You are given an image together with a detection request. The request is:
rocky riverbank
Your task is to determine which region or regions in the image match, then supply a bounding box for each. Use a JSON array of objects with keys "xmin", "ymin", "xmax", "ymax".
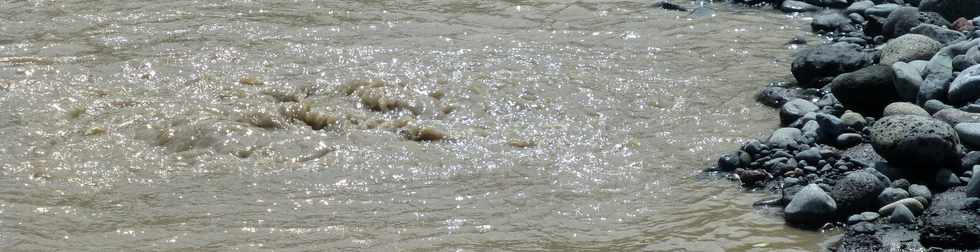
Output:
[{"xmin": 701, "ymin": 0, "xmax": 980, "ymax": 250}]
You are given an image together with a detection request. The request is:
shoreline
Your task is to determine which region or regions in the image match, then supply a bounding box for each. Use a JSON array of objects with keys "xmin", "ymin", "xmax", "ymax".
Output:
[{"xmin": 698, "ymin": 0, "xmax": 980, "ymax": 250}]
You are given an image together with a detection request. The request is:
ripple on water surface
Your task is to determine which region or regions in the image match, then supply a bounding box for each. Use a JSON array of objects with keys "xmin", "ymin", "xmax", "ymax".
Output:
[{"xmin": 0, "ymin": 1, "xmax": 832, "ymax": 251}]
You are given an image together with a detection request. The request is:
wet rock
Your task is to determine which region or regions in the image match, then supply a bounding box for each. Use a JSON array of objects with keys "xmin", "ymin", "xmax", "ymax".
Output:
[
  {"xmin": 865, "ymin": 4, "xmax": 900, "ymax": 18},
  {"xmin": 919, "ymin": 0, "xmax": 980, "ymax": 22},
  {"xmin": 892, "ymin": 62, "xmax": 924, "ymax": 101},
  {"xmin": 830, "ymin": 65, "xmax": 900, "ymax": 116},
  {"xmin": 832, "ymin": 171, "xmax": 890, "ymax": 215},
  {"xmin": 869, "ymin": 115, "xmax": 961, "ymax": 171},
  {"xmin": 884, "ymin": 7, "xmax": 921, "ymax": 38},
  {"xmin": 402, "ymin": 126, "xmax": 449, "ymax": 142},
  {"xmin": 907, "ymin": 185, "xmax": 931, "ymax": 203},
  {"xmin": 882, "ymin": 102, "xmax": 930, "ymax": 117},
  {"xmin": 791, "ymin": 43, "xmax": 873, "ymax": 88},
  {"xmin": 889, "ymin": 204, "xmax": 916, "ymax": 224},
  {"xmin": 880, "ymin": 34, "xmax": 943, "ymax": 65},
  {"xmin": 848, "ymin": 13, "xmax": 865, "ymax": 24},
  {"xmin": 934, "ymin": 108, "xmax": 980, "ymax": 124},
  {"xmin": 846, "ymin": 211, "xmax": 881, "ymax": 224},
  {"xmin": 780, "ymin": 99, "xmax": 820, "ymax": 126},
  {"xmin": 845, "ymin": 0, "xmax": 874, "ymax": 14},
  {"xmin": 812, "ymin": 11, "xmax": 855, "ymax": 33},
  {"xmin": 795, "ymin": 147, "xmax": 823, "ymax": 164},
  {"xmin": 837, "ymin": 133, "xmax": 864, "ymax": 147},
  {"xmin": 781, "ymin": 0, "xmax": 821, "ymax": 12},
  {"xmin": 653, "ymin": 0, "xmax": 688, "ymax": 11},
  {"xmin": 784, "ymin": 184, "xmax": 838, "ymax": 225},
  {"xmin": 967, "ymin": 166, "xmax": 980, "ymax": 197},
  {"xmin": 802, "ymin": 120, "xmax": 820, "ymax": 142},
  {"xmin": 920, "ymin": 209, "xmax": 980, "ymax": 249},
  {"xmin": 878, "ymin": 187, "xmax": 911, "ymax": 206},
  {"xmin": 768, "ymin": 127, "xmax": 803, "ymax": 148},
  {"xmin": 918, "ymin": 69, "xmax": 954, "ymax": 104},
  {"xmin": 816, "ymin": 113, "xmax": 847, "ymax": 144},
  {"xmin": 879, "ymin": 198, "xmax": 926, "ymax": 216},
  {"xmin": 736, "ymin": 168, "xmax": 770, "ymax": 186},
  {"xmin": 953, "ymin": 55, "xmax": 976, "ymax": 71},
  {"xmin": 840, "ymin": 111, "xmax": 867, "ymax": 129},
  {"xmin": 934, "ymin": 168, "xmax": 962, "ymax": 188},
  {"xmin": 955, "ymin": 123, "xmax": 980, "ymax": 147},
  {"xmin": 756, "ymin": 86, "xmax": 821, "ymax": 108},
  {"xmin": 948, "ymin": 64, "xmax": 980, "ymax": 104},
  {"xmin": 910, "ymin": 24, "xmax": 965, "ymax": 45},
  {"xmin": 892, "ymin": 179, "xmax": 911, "ymax": 189},
  {"xmin": 717, "ymin": 150, "xmax": 752, "ymax": 172}
]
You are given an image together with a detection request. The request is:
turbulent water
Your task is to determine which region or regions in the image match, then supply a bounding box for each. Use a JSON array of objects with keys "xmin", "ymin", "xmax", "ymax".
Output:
[{"xmin": 0, "ymin": 1, "xmax": 837, "ymax": 251}]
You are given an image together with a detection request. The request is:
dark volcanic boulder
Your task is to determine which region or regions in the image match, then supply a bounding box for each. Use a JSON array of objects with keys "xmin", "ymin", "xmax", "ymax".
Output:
[
  {"xmin": 919, "ymin": 0, "xmax": 980, "ymax": 21},
  {"xmin": 792, "ymin": 43, "xmax": 872, "ymax": 88},
  {"xmin": 869, "ymin": 115, "xmax": 961, "ymax": 172},
  {"xmin": 831, "ymin": 171, "xmax": 890, "ymax": 216},
  {"xmin": 830, "ymin": 65, "xmax": 900, "ymax": 116},
  {"xmin": 884, "ymin": 7, "xmax": 921, "ymax": 38}
]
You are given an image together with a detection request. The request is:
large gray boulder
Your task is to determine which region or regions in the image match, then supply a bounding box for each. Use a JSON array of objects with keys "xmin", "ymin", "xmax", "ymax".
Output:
[
  {"xmin": 869, "ymin": 115, "xmax": 961, "ymax": 171},
  {"xmin": 785, "ymin": 184, "xmax": 839, "ymax": 225},
  {"xmin": 831, "ymin": 171, "xmax": 890, "ymax": 216},
  {"xmin": 947, "ymin": 64, "xmax": 980, "ymax": 104},
  {"xmin": 880, "ymin": 34, "xmax": 943, "ymax": 65},
  {"xmin": 830, "ymin": 65, "xmax": 900, "ymax": 116},
  {"xmin": 792, "ymin": 43, "xmax": 873, "ymax": 88}
]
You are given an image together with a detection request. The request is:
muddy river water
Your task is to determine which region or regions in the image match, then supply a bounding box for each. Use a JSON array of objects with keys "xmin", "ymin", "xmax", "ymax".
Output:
[{"xmin": 0, "ymin": 0, "xmax": 838, "ymax": 251}]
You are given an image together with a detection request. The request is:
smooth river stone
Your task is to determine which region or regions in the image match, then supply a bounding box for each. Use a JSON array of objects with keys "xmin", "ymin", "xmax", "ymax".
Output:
[{"xmin": 956, "ymin": 123, "xmax": 980, "ymax": 147}]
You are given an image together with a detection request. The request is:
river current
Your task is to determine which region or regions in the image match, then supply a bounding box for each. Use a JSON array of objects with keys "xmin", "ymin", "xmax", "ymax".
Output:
[{"xmin": 0, "ymin": 1, "xmax": 834, "ymax": 251}]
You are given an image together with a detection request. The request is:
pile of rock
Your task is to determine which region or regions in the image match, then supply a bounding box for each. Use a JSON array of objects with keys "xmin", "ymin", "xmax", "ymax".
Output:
[{"xmin": 704, "ymin": 0, "xmax": 980, "ymax": 249}]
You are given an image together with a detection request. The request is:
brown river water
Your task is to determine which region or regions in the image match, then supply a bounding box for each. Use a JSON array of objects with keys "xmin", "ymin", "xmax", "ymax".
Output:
[{"xmin": 0, "ymin": 0, "xmax": 837, "ymax": 251}]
